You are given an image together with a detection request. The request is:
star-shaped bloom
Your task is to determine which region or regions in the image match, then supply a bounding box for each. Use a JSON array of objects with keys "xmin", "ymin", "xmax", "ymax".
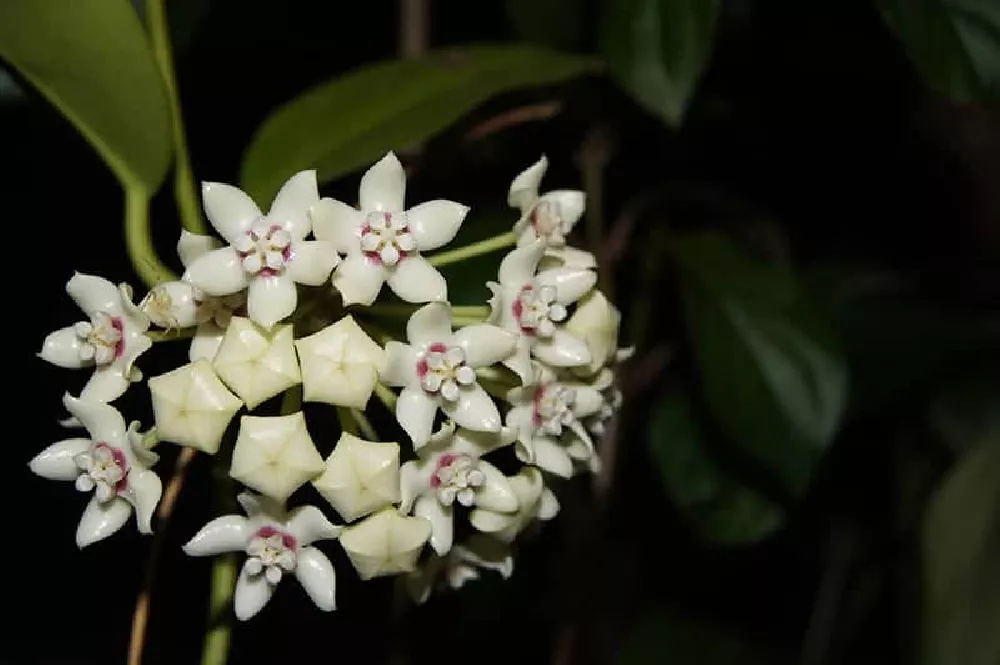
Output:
[
  {"xmin": 183, "ymin": 171, "xmax": 338, "ymax": 329},
  {"xmin": 338, "ymin": 507, "xmax": 431, "ymax": 580},
  {"xmin": 311, "ymin": 151, "xmax": 469, "ymax": 306},
  {"xmin": 405, "ymin": 534, "xmax": 514, "ymax": 604},
  {"xmin": 488, "ymin": 239, "xmax": 596, "ymax": 383},
  {"xmin": 380, "ymin": 302, "xmax": 517, "ymax": 447},
  {"xmin": 212, "ymin": 317, "xmax": 301, "ymax": 410},
  {"xmin": 30, "ymin": 395, "xmax": 162, "ymax": 548},
  {"xmin": 295, "ymin": 316, "xmax": 385, "ymax": 409},
  {"xmin": 469, "ymin": 466, "xmax": 559, "ymax": 543},
  {"xmin": 400, "ymin": 422, "xmax": 518, "ymax": 555},
  {"xmin": 564, "ymin": 289, "xmax": 632, "ymax": 375},
  {"xmin": 183, "ymin": 492, "xmax": 341, "ymax": 620},
  {"xmin": 148, "ymin": 359, "xmax": 244, "ymax": 454},
  {"xmin": 508, "ymin": 156, "xmax": 596, "ymax": 269},
  {"xmin": 504, "ymin": 364, "xmax": 604, "ymax": 478},
  {"xmin": 312, "ymin": 433, "xmax": 400, "ymax": 522},
  {"xmin": 229, "ymin": 412, "xmax": 326, "ymax": 502},
  {"xmin": 40, "ymin": 273, "xmax": 151, "ymax": 403}
]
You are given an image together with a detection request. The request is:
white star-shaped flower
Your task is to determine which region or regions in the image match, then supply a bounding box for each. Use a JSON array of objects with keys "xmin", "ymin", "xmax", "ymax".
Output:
[
  {"xmin": 312, "ymin": 433, "xmax": 401, "ymax": 522},
  {"xmin": 564, "ymin": 289, "xmax": 631, "ymax": 375},
  {"xmin": 469, "ymin": 466, "xmax": 559, "ymax": 543},
  {"xmin": 294, "ymin": 316, "xmax": 385, "ymax": 409},
  {"xmin": 338, "ymin": 507, "xmax": 431, "ymax": 580},
  {"xmin": 183, "ymin": 492, "xmax": 341, "ymax": 620},
  {"xmin": 212, "ymin": 317, "xmax": 301, "ymax": 410},
  {"xmin": 379, "ymin": 302, "xmax": 516, "ymax": 447},
  {"xmin": 229, "ymin": 412, "xmax": 325, "ymax": 502},
  {"xmin": 29, "ymin": 395, "xmax": 162, "ymax": 548},
  {"xmin": 148, "ymin": 359, "xmax": 244, "ymax": 454},
  {"xmin": 310, "ymin": 151, "xmax": 469, "ymax": 305},
  {"xmin": 405, "ymin": 534, "xmax": 514, "ymax": 604}
]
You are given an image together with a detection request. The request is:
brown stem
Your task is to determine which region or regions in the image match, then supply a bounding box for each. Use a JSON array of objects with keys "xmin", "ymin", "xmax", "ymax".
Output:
[{"xmin": 399, "ymin": 0, "xmax": 429, "ymax": 59}]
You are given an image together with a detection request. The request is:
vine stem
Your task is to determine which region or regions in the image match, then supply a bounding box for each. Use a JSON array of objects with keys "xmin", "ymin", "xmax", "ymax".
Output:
[
  {"xmin": 426, "ymin": 231, "xmax": 518, "ymax": 267},
  {"xmin": 201, "ymin": 554, "xmax": 238, "ymax": 665},
  {"xmin": 365, "ymin": 304, "xmax": 490, "ymax": 319},
  {"xmin": 147, "ymin": 0, "xmax": 206, "ymax": 236},
  {"xmin": 125, "ymin": 183, "xmax": 177, "ymax": 288}
]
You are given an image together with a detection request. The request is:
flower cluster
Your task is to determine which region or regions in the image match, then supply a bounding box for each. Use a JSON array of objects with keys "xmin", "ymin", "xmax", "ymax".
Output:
[{"xmin": 30, "ymin": 152, "xmax": 629, "ymax": 619}]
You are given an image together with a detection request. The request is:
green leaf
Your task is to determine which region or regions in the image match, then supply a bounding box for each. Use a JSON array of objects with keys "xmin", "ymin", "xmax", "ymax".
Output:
[
  {"xmin": 618, "ymin": 610, "xmax": 772, "ymax": 664},
  {"xmin": 928, "ymin": 369, "xmax": 1000, "ymax": 454},
  {"xmin": 878, "ymin": 0, "xmax": 1000, "ymax": 101},
  {"xmin": 0, "ymin": 0, "xmax": 172, "ymax": 191},
  {"xmin": 507, "ymin": 0, "xmax": 584, "ymax": 51},
  {"xmin": 240, "ymin": 45, "xmax": 596, "ymax": 202},
  {"xmin": 647, "ymin": 391, "xmax": 784, "ymax": 545},
  {"xmin": 670, "ymin": 232, "xmax": 848, "ymax": 497},
  {"xmin": 921, "ymin": 439, "xmax": 1000, "ymax": 665},
  {"xmin": 600, "ymin": 0, "xmax": 719, "ymax": 127}
]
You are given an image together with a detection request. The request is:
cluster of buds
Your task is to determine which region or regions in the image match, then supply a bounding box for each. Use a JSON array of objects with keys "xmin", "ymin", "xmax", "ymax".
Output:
[{"xmin": 30, "ymin": 152, "xmax": 630, "ymax": 620}]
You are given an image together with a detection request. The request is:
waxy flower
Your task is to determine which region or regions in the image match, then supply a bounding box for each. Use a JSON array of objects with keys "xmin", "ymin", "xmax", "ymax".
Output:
[
  {"xmin": 405, "ymin": 534, "xmax": 515, "ymax": 604},
  {"xmin": 380, "ymin": 302, "xmax": 517, "ymax": 447},
  {"xmin": 338, "ymin": 507, "xmax": 432, "ymax": 580},
  {"xmin": 311, "ymin": 152, "xmax": 469, "ymax": 306},
  {"xmin": 148, "ymin": 359, "xmax": 244, "ymax": 454},
  {"xmin": 183, "ymin": 492, "xmax": 341, "ymax": 620},
  {"xmin": 469, "ymin": 466, "xmax": 559, "ymax": 543},
  {"xmin": 30, "ymin": 395, "xmax": 162, "ymax": 548},
  {"xmin": 505, "ymin": 365, "xmax": 604, "ymax": 478},
  {"xmin": 400, "ymin": 422, "xmax": 518, "ymax": 555},
  {"xmin": 229, "ymin": 412, "xmax": 325, "ymax": 502},
  {"xmin": 508, "ymin": 156, "xmax": 595, "ymax": 269},
  {"xmin": 295, "ymin": 316, "xmax": 385, "ymax": 409},
  {"xmin": 212, "ymin": 317, "xmax": 301, "ymax": 409},
  {"xmin": 313, "ymin": 433, "xmax": 400, "ymax": 522},
  {"xmin": 40, "ymin": 273, "xmax": 151, "ymax": 403},
  {"xmin": 183, "ymin": 171, "xmax": 338, "ymax": 329},
  {"xmin": 583, "ymin": 367, "xmax": 622, "ymax": 437},
  {"xmin": 488, "ymin": 240, "xmax": 596, "ymax": 383},
  {"xmin": 564, "ymin": 289, "xmax": 631, "ymax": 375}
]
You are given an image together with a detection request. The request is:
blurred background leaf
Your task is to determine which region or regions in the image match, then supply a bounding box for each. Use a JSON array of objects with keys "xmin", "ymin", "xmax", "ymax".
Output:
[
  {"xmin": 506, "ymin": 0, "xmax": 584, "ymax": 51},
  {"xmin": 618, "ymin": 609, "xmax": 777, "ymax": 664}
]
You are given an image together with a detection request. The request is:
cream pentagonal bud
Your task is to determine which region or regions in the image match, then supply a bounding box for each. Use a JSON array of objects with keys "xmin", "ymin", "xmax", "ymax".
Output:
[
  {"xmin": 229, "ymin": 412, "xmax": 325, "ymax": 502},
  {"xmin": 148, "ymin": 359, "xmax": 244, "ymax": 453},
  {"xmin": 312, "ymin": 433, "xmax": 400, "ymax": 522},
  {"xmin": 564, "ymin": 290, "xmax": 623, "ymax": 375},
  {"xmin": 140, "ymin": 281, "xmax": 200, "ymax": 329},
  {"xmin": 212, "ymin": 317, "xmax": 301, "ymax": 410},
  {"xmin": 338, "ymin": 507, "xmax": 431, "ymax": 580},
  {"xmin": 294, "ymin": 316, "xmax": 384, "ymax": 409}
]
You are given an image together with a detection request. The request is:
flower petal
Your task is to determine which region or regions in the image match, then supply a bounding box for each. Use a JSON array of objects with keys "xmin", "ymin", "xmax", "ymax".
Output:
[
  {"xmin": 332, "ymin": 255, "xmax": 386, "ymax": 306},
  {"xmin": 79, "ymin": 364, "xmax": 130, "ymax": 404},
  {"xmin": 572, "ymin": 385, "xmax": 605, "ymax": 418},
  {"xmin": 360, "ymin": 152, "xmax": 406, "ymax": 212},
  {"xmin": 183, "ymin": 515, "xmax": 252, "ymax": 555},
  {"xmin": 39, "ymin": 326, "xmax": 88, "ymax": 368},
  {"xmin": 178, "ymin": 231, "xmax": 221, "ymax": 268},
  {"xmin": 311, "ymin": 198, "xmax": 364, "ymax": 254},
  {"xmin": 126, "ymin": 468, "xmax": 162, "ymax": 534},
  {"xmin": 405, "ymin": 301, "xmax": 453, "ymax": 347},
  {"xmin": 67, "ymin": 273, "xmax": 122, "ymax": 318},
  {"xmin": 508, "ymin": 155, "xmax": 547, "ymax": 211},
  {"xmin": 63, "ymin": 394, "xmax": 126, "ymax": 445},
  {"xmin": 287, "ymin": 240, "xmax": 338, "ymax": 286},
  {"xmin": 468, "ymin": 507, "xmax": 516, "ymax": 534},
  {"xmin": 453, "ymin": 324, "xmax": 516, "ymax": 368},
  {"xmin": 202, "ymin": 181, "xmax": 262, "ymax": 243},
  {"xmin": 189, "ymin": 323, "xmax": 226, "ymax": 362},
  {"xmin": 184, "ymin": 247, "xmax": 249, "ymax": 297},
  {"xmin": 413, "ymin": 494, "xmax": 453, "ymax": 555},
  {"xmin": 536, "ymin": 266, "xmax": 597, "ymax": 304},
  {"xmin": 396, "ymin": 386, "xmax": 438, "ymax": 447},
  {"xmin": 386, "ymin": 256, "xmax": 447, "ymax": 303},
  {"xmin": 76, "ymin": 496, "xmax": 132, "ymax": 548},
  {"xmin": 406, "ymin": 200, "xmax": 469, "ymax": 251},
  {"xmin": 531, "ymin": 438, "xmax": 573, "ymax": 478},
  {"xmin": 498, "ymin": 240, "xmax": 545, "ymax": 287},
  {"xmin": 234, "ymin": 561, "xmax": 275, "ymax": 621},
  {"xmin": 539, "ymin": 190, "xmax": 585, "ymax": 229},
  {"xmin": 399, "ymin": 459, "xmax": 434, "ymax": 511},
  {"xmin": 442, "ymin": 384, "xmax": 501, "ymax": 433},
  {"xmin": 552, "ymin": 245, "xmax": 597, "ymax": 269},
  {"xmin": 531, "ymin": 330, "xmax": 591, "ymax": 368},
  {"xmin": 379, "ymin": 341, "xmax": 418, "ymax": 387},
  {"xmin": 29, "ymin": 438, "xmax": 91, "ymax": 480},
  {"xmin": 286, "ymin": 505, "xmax": 341, "ymax": 546},
  {"xmin": 295, "ymin": 546, "xmax": 337, "ymax": 611},
  {"xmin": 247, "ymin": 273, "xmax": 296, "ymax": 329},
  {"xmin": 475, "ymin": 461, "xmax": 518, "ymax": 513},
  {"xmin": 267, "ymin": 170, "xmax": 318, "ymax": 239},
  {"xmin": 503, "ymin": 339, "xmax": 534, "ymax": 385}
]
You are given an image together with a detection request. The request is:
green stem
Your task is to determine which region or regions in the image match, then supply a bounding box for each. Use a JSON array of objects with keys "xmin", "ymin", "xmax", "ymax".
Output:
[
  {"xmin": 337, "ymin": 407, "xmax": 359, "ymax": 436},
  {"xmin": 147, "ymin": 0, "xmax": 206, "ymax": 236},
  {"xmin": 374, "ymin": 383, "xmax": 398, "ymax": 412},
  {"xmin": 350, "ymin": 408, "xmax": 379, "ymax": 441},
  {"xmin": 201, "ymin": 553, "xmax": 237, "ymax": 665},
  {"xmin": 426, "ymin": 231, "xmax": 518, "ymax": 267},
  {"xmin": 125, "ymin": 183, "xmax": 178, "ymax": 288},
  {"xmin": 365, "ymin": 304, "xmax": 490, "ymax": 320}
]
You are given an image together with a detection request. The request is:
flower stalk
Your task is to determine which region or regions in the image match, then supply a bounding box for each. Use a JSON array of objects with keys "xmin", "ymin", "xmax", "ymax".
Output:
[
  {"xmin": 125, "ymin": 184, "xmax": 177, "ymax": 288},
  {"xmin": 426, "ymin": 231, "xmax": 518, "ymax": 267}
]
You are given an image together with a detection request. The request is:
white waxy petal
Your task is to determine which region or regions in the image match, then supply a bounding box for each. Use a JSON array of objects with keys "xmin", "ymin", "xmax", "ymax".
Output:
[
  {"xmin": 552, "ymin": 245, "xmax": 598, "ymax": 269},
  {"xmin": 63, "ymin": 394, "xmax": 126, "ymax": 445},
  {"xmin": 79, "ymin": 364, "xmax": 133, "ymax": 405},
  {"xmin": 406, "ymin": 301, "xmax": 453, "ymax": 347},
  {"xmin": 265, "ymin": 566, "xmax": 283, "ymax": 585},
  {"xmin": 531, "ymin": 438, "xmax": 574, "ymax": 478},
  {"xmin": 406, "ymin": 200, "xmax": 469, "ymax": 251},
  {"xmin": 39, "ymin": 326, "xmax": 88, "ymax": 368},
  {"xmin": 564, "ymin": 290, "xmax": 622, "ymax": 374},
  {"xmin": 184, "ymin": 246, "xmax": 250, "ymax": 297},
  {"xmin": 571, "ymin": 384, "xmax": 606, "ymax": 418},
  {"xmin": 385, "ymin": 256, "xmax": 447, "ymax": 303},
  {"xmin": 474, "ymin": 461, "xmax": 518, "ymax": 513},
  {"xmin": 413, "ymin": 495, "xmax": 453, "ymax": 556},
  {"xmin": 532, "ymin": 330, "xmax": 592, "ymax": 368},
  {"xmin": 66, "ymin": 273, "xmax": 124, "ymax": 318},
  {"xmin": 247, "ymin": 273, "xmax": 297, "ymax": 330},
  {"xmin": 359, "ymin": 152, "xmax": 406, "ymax": 213},
  {"xmin": 189, "ymin": 323, "xmax": 226, "ymax": 362},
  {"xmin": 212, "ymin": 317, "xmax": 301, "ymax": 410},
  {"xmin": 234, "ymin": 561, "xmax": 276, "ymax": 621},
  {"xmin": 178, "ymin": 231, "xmax": 221, "ymax": 268},
  {"xmin": 287, "ymin": 240, "xmax": 338, "ymax": 286},
  {"xmin": 536, "ymin": 266, "xmax": 598, "ymax": 305},
  {"xmin": 502, "ymin": 341, "xmax": 534, "ymax": 385},
  {"xmin": 310, "ymin": 198, "xmax": 364, "ymax": 254},
  {"xmin": 338, "ymin": 507, "xmax": 431, "ymax": 580},
  {"xmin": 295, "ymin": 547, "xmax": 337, "ymax": 611},
  {"xmin": 285, "ymin": 505, "xmax": 341, "ymax": 546},
  {"xmin": 379, "ymin": 341, "xmax": 418, "ymax": 387},
  {"xmin": 468, "ymin": 507, "xmax": 516, "ymax": 535},
  {"xmin": 497, "ymin": 240, "xmax": 545, "ymax": 288},
  {"xmin": 141, "ymin": 281, "xmax": 200, "ymax": 329},
  {"xmin": 332, "ymin": 255, "xmax": 387, "ymax": 306},
  {"xmin": 148, "ymin": 359, "xmax": 244, "ymax": 454},
  {"xmin": 267, "ymin": 170, "xmax": 318, "ymax": 240},
  {"xmin": 183, "ymin": 515, "xmax": 252, "ymax": 556},
  {"xmin": 30, "ymin": 438, "xmax": 91, "ymax": 481},
  {"xmin": 508, "ymin": 155, "xmax": 547, "ymax": 212},
  {"xmin": 453, "ymin": 324, "xmax": 517, "ymax": 368},
  {"xmin": 396, "ymin": 387, "xmax": 439, "ymax": 447},
  {"xmin": 295, "ymin": 316, "xmax": 384, "ymax": 409},
  {"xmin": 126, "ymin": 468, "xmax": 163, "ymax": 534},
  {"xmin": 229, "ymin": 412, "xmax": 325, "ymax": 502},
  {"xmin": 538, "ymin": 190, "xmax": 585, "ymax": 230},
  {"xmin": 442, "ymin": 384, "xmax": 501, "ymax": 433},
  {"xmin": 312, "ymin": 434, "xmax": 400, "ymax": 522},
  {"xmin": 76, "ymin": 496, "xmax": 133, "ymax": 548},
  {"xmin": 202, "ymin": 181, "xmax": 262, "ymax": 244}
]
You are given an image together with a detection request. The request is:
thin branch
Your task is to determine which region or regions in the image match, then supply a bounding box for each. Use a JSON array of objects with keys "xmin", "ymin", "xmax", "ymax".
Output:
[
  {"xmin": 399, "ymin": 0, "xmax": 429, "ymax": 59},
  {"xmin": 464, "ymin": 102, "xmax": 563, "ymax": 141}
]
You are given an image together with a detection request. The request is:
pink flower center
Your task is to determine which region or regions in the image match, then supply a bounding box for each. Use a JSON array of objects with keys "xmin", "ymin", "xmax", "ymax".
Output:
[
  {"xmin": 94, "ymin": 442, "xmax": 130, "ymax": 494},
  {"xmin": 111, "ymin": 317, "xmax": 125, "ymax": 358},
  {"xmin": 416, "ymin": 342, "xmax": 449, "ymax": 379},
  {"xmin": 430, "ymin": 453, "xmax": 460, "ymax": 488},
  {"xmin": 531, "ymin": 384, "xmax": 548, "ymax": 427},
  {"xmin": 254, "ymin": 525, "xmax": 297, "ymax": 551},
  {"xmin": 360, "ymin": 211, "xmax": 415, "ymax": 267}
]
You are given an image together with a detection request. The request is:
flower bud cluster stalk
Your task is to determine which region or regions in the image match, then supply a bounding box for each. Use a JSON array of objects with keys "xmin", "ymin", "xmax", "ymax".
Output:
[{"xmin": 30, "ymin": 152, "xmax": 630, "ymax": 625}]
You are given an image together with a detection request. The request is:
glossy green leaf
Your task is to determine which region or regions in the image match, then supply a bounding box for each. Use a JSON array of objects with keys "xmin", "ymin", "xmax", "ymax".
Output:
[
  {"xmin": 240, "ymin": 45, "xmax": 596, "ymax": 202},
  {"xmin": 0, "ymin": 0, "xmax": 172, "ymax": 190},
  {"xmin": 921, "ymin": 439, "xmax": 1000, "ymax": 665},
  {"xmin": 878, "ymin": 0, "xmax": 1000, "ymax": 101},
  {"xmin": 670, "ymin": 232, "xmax": 847, "ymax": 497},
  {"xmin": 648, "ymin": 391, "xmax": 784, "ymax": 544},
  {"xmin": 600, "ymin": 0, "xmax": 719, "ymax": 127},
  {"xmin": 618, "ymin": 610, "xmax": 771, "ymax": 664}
]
